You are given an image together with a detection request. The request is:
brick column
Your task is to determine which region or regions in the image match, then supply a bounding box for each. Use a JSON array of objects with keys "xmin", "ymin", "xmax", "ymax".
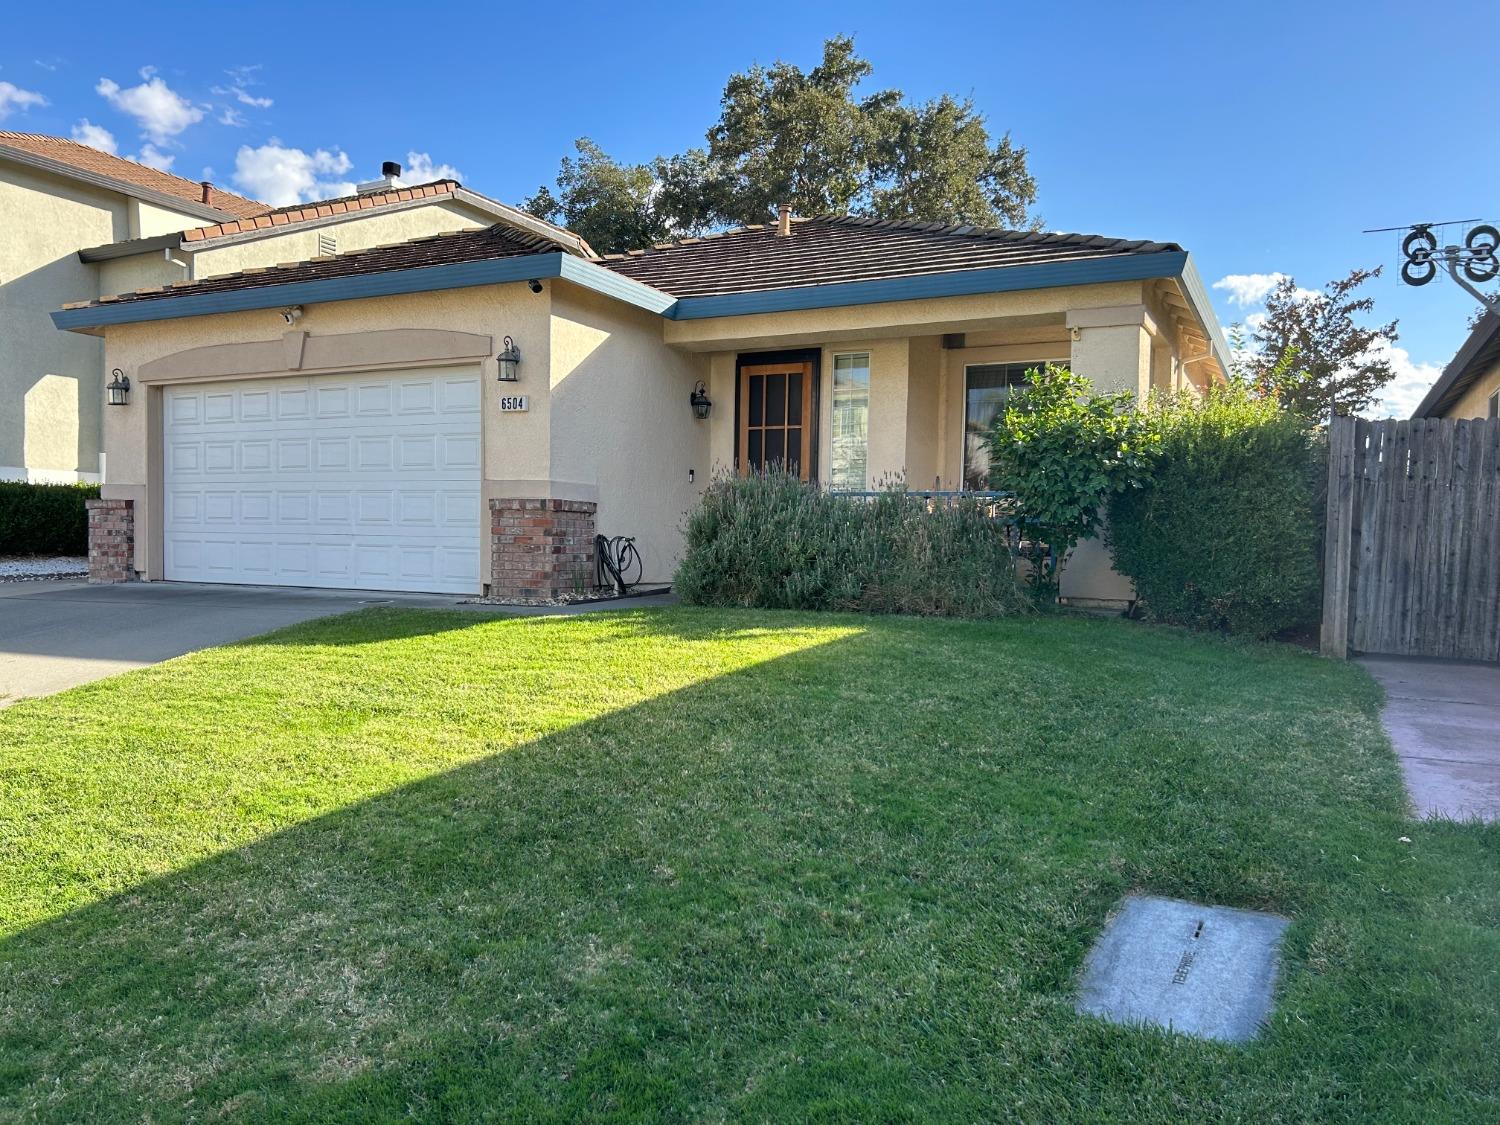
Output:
[
  {"xmin": 489, "ymin": 498, "xmax": 597, "ymax": 601},
  {"xmin": 86, "ymin": 498, "xmax": 135, "ymax": 584}
]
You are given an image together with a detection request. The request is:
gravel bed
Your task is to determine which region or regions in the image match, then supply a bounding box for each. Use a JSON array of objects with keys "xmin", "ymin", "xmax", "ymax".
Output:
[{"xmin": 0, "ymin": 556, "xmax": 88, "ymax": 582}]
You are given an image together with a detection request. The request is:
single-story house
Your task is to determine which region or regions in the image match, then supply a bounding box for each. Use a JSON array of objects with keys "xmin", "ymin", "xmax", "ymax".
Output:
[
  {"xmin": 1, "ymin": 133, "xmax": 576, "ymax": 482},
  {"xmin": 1411, "ymin": 311, "xmax": 1500, "ymax": 419},
  {"xmin": 53, "ymin": 205, "xmax": 1231, "ymax": 605}
]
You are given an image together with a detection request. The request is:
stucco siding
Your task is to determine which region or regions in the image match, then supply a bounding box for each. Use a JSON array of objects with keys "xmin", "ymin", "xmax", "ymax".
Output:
[
  {"xmin": 0, "ymin": 161, "xmax": 124, "ymax": 477},
  {"xmin": 549, "ymin": 281, "xmax": 708, "ymax": 582},
  {"xmin": 98, "ymin": 283, "xmax": 548, "ymax": 580},
  {"xmin": 1445, "ymin": 359, "xmax": 1500, "ymax": 418}
]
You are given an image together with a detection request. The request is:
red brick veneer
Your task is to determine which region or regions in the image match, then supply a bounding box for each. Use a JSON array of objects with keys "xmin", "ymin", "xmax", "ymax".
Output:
[
  {"xmin": 85, "ymin": 498, "xmax": 135, "ymax": 583},
  {"xmin": 489, "ymin": 498, "xmax": 597, "ymax": 600}
]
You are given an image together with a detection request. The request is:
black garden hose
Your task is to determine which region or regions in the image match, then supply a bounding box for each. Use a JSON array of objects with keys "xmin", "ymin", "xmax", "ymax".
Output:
[{"xmin": 595, "ymin": 534, "xmax": 643, "ymax": 597}]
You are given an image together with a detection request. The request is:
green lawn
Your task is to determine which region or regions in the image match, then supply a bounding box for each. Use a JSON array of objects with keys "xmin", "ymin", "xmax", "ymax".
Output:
[{"xmin": 0, "ymin": 607, "xmax": 1494, "ymax": 1122}]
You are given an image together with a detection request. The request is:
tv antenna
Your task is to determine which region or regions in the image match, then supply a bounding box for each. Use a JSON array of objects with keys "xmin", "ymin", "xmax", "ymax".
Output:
[{"xmin": 1365, "ymin": 219, "xmax": 1500, "ymax": 314}]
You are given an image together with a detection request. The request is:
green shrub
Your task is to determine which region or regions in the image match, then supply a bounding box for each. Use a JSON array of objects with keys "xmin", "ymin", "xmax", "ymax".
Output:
[
  {"xmin": 1107, "ymin": 389, "xmax": 1322, "ymax": 638},
  {"xmin": 675, "ymin": 472, "xmax": 1029, "ymax": 618},
  {"xmin": 0, "ymin": 481, "xmax": 100, "ymax": 556},
  {"xmin": 988, "ymin": 365, "xmax": 1157, "ymax": 598}
]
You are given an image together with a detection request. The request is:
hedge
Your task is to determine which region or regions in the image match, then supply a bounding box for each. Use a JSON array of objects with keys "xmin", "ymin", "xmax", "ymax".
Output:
[
  {"xmin": 675, "ymin": 472, "xmax": 1029, "ymax": 618},
  {"xmin": 1106, "ymin": 391, "xmax": 1323, "ymax": 638},
  {"xmin": 0, "ymin": 481, "xmax": 100, "ymax": 556}
]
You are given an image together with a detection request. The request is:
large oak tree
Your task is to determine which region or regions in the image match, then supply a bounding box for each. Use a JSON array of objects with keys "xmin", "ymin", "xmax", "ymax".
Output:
[{"xmin": 523, "ymin": 36, "xmax": 1038, "ymax": 255}]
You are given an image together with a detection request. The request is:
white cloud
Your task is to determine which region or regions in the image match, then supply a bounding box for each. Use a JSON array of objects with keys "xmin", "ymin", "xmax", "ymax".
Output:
[
  {"xmin": 70, "ymin": 118, "xmax": 117, "ymax": 154},
  {"xmin": 212, "ymin": 65, "xmax": 273, "ymax": 109},
  {"xmin": 96, "ymin": 68, "xmax": 204, "ymax": 144},
  {"xmin": 232, "ymin": 141, "xmax": 354, "ymax": 206},
  {"xmin": 217, "ymin": 106, "xmax": 247, "ymax": 127},
  {"xmin": 402, "ymin": 151, "xmax": 463, "ymax": 184},
  {"xmin": 0, "ymin": 80, "xmax": 47, "ymax": 120},
  {"xmin": 1365, "ymin": 339, "xmax": 1442, "ymax": 419},
  {"xmin": 130, "ymin": 142, "xmax": 174, "ymax": 171},
  {"xmin": 1213, "ymin": 272, "xmax": 1323, "ymax": 308}
]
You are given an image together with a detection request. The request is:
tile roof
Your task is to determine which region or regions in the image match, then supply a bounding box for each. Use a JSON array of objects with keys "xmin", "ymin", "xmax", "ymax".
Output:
[
  {"xmin": 181, "ymin": 180, "xmax": 460, "ymax": 241},
  {"xmin": 0, "ymin": 131, "xmax": 267, "ymax": 218},
  {"xmin": 597, "ymin": 215, "xmax": 1181, "ymax": 298},
  {"xmin": 74, "ymin": 224, "xmax": 558, "ymax": 308}
]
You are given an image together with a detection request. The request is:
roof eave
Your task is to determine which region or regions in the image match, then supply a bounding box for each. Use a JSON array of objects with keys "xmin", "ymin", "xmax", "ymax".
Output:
[
  {"xmin": 51, "ymin": 253, "xmax": 676, "ymax": 331},
  {"xmin": 1411, "ymin": 311, "xmax": 1500, "ymax": 418}
]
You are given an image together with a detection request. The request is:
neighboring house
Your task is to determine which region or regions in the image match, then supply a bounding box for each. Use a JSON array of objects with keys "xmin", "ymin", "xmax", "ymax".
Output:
[
  {"xmin": 53, "ymin": 207, "xmax": 1230, "ymax": 605},
  {"xmin": 1, "ymin": 133, "xmax": 582, "ymax": 484},
  {"xmin": 1411, "ymin": 311, "xmax": 1500, "ymax": 420},
  {"xmin": 0, "ymin": 131, "xmax": 264, "ymax": 482}
]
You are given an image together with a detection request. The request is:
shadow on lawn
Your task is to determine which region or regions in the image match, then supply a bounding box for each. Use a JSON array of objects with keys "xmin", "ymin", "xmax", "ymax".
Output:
[{"xmin": 2, "ymin": 620, "xmax": 950, "ymax": 1120}]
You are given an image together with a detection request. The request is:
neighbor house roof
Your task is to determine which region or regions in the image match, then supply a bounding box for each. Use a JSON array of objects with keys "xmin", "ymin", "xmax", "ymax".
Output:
[
  {"xmin": 74, "ymin": 179, "xmax": 591, "ymax": 261},
  {"xmin": 63, "ymin": 224, "xmax": 562, "ymax": 308},
  {"xmin": 0, "ymin": 131, "xmax": 267, "ymax": 220},
  {"xmin": 1411, "ymin": 311, "xmax": 1500, "ymax": 418},
  {"xmin": 597, "ymin": 216, "xmax": 1181, "ymax": 297}
]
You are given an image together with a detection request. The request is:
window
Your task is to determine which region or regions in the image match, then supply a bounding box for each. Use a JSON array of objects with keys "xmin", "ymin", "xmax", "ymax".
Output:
[
  {"xmin": 1489, "ymin": 388, "xmax": 1499, "ymax": 419},
  {"xmin": 830, "ymin": 353, "xmax": 870, "ymax": 489},
  {"xmin": 962, "ymin": 361, "xmax": 1060, "ymax": 490}
]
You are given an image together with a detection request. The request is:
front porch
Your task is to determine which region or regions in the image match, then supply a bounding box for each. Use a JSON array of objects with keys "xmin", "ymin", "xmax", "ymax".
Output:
[{"xmin": 679, "ymin": 279, "xmax": 1224, "ymax": 606}]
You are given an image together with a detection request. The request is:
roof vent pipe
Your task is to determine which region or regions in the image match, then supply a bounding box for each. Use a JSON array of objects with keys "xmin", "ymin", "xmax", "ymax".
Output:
[
  {"xmin": 382, "ymin": 160, "xmax": 402, "ymax": 179},
  {"xmin": 777, "ymin": 203, "xmax": 792, "ymax": 237},
  {"xmin": 200, "ymin": 180, "xmax": 212, "ymax": 205},
  {"xmin": 357, "ymin": 161, "xmax": 406, "ymax": 195}
]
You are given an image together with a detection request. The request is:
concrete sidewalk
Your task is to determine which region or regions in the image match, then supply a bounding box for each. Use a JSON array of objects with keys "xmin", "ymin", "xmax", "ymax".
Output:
[{"xmin": 1358, "ymin": 656, "xmax": 1500, "ymax": 822}]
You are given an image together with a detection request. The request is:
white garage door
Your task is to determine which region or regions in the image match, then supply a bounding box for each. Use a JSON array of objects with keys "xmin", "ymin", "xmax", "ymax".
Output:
[{"xmin": 163, "ymin": 368, "xmax": 482, "ymax": 594}]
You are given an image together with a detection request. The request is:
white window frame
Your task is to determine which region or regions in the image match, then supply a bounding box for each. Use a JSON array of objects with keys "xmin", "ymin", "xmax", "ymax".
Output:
[{"xmin": 829, "ymin": 352, "xmax": 871, "ymax": 491}]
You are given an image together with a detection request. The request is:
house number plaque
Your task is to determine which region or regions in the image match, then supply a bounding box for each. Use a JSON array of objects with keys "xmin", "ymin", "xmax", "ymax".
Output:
[{"xmin": 499, "ymin": 395, "xmax": 530, "ymax": 413}]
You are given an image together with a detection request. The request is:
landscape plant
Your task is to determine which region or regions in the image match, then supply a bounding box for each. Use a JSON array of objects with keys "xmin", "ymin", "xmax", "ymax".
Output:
[
  {"xmin": 986, "ymin": 365, "xmax": 1156, "ymax": 599},
  {"xmin": 1107, "ymin": 387, "xmax": 1324, "ymax": 637},
  {"xmin": 0, "ymin": 480, "xmax": 99, "ymax": 556},
  {"xmin": 675, "ymin": 470, "xmax": 1027, "ymax": 617}
]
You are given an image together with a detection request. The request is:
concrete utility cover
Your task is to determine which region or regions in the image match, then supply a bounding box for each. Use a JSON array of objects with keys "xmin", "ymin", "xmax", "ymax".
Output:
[{"xmin": 1076, "ymin": 895, "xmax": 1290, "ymax": 1044}]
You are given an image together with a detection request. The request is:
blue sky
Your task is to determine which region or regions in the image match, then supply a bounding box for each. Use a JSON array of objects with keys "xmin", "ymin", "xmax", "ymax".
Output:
[{"xmin": 3, "ymin": 0, "xmax": 1494, "ymax": 415}]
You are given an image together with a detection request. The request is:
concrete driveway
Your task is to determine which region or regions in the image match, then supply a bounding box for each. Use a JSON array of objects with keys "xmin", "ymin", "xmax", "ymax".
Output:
[
  {"xmin": 1359, "ymin": 656, "xmax": 1500, "ymax": 822},
  {"xmin": 0, "ymin": 581, "xmax": 470, "ymax": 707}
]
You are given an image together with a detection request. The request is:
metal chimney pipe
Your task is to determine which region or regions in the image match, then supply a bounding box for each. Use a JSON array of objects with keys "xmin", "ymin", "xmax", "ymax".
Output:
[{"xmin": 777, "ymin": 203, "xmax": 792, "ymax": 237}]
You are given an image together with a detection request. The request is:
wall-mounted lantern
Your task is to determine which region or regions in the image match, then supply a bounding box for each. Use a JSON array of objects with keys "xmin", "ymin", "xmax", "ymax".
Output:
[
  {"xmin": 496, "ymin": 336, "xmax": 521, "ymax": 383},
  {"xmin": 106, "ymin": 368, "xmax": 131, "ymax": 407},
  {"xmin": 689, "ymin": 380, "xmax": 712, "ymax": 420}
]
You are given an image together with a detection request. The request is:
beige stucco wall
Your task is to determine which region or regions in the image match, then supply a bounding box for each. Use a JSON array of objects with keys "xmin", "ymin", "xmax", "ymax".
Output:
[
  {"xmin": 97, "ymin": 282, "xmax": 551, "ymax": 580},
  {"xmin": 2, "ymin": 162, "xmax": 121, "ymax": 479},
  {"xmin": 549, "ymin": 281, "xmax": 709, "ymax": 581},
  {"xmin": 1444, "ymin": 359, "xmax": 1500, "ymax": 418}
]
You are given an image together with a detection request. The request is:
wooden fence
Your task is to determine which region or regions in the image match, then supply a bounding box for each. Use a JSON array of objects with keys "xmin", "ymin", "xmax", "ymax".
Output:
[{"xmin": 1322, "ymin": 416, "xmax": 1500, "ymax": 661}]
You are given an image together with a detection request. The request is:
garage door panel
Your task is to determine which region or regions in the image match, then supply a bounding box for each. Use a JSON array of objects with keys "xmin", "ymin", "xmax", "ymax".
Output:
[{"xmin": 164, "ymin": 368, "xmax": 481, "ymax": 594}]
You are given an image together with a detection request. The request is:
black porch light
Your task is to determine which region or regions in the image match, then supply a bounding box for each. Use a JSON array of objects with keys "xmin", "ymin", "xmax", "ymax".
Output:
[
  {"xmin": 106, "ymin": 368, "xmax": 131, "ymax": 406},
  {"xmin": 496, "ymin": 336, "xmax": 521, "ymax": 383},
  {"xmin": 689, "ymin": 380, "xmax": 712, "ymax": 420}
]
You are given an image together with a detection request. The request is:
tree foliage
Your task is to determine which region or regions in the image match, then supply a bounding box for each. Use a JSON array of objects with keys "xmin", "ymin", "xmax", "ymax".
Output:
[
  {"xmin": 1241, "ymin": 268, "xmax": 1398, "ymax": 417},
  {"xmin": 522, "ymin": 36, "xmax": 1038, "ymax": 254},
  {"xmin": 987, "ymin": 366, "xmax": 1157, "ymax": 598}
]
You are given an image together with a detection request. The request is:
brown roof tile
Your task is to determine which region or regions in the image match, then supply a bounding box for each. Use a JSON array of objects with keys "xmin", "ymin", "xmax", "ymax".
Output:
[
  {"xmin": 598, "ymin": 215, "xmax": 1180, "ymax": 298},
  {"xmin": 91, "ymin": 223, "xmax": 560, "ymax": 307},
  {"xmin": 0, "ymin": 131, "xmax": 268, "ymax": 218}
]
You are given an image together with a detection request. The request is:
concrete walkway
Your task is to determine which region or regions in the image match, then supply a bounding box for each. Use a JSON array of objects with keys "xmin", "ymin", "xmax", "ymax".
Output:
[{"xmin": 1358, "ymin": 656, "xmax": 1500, "ymax": 822}]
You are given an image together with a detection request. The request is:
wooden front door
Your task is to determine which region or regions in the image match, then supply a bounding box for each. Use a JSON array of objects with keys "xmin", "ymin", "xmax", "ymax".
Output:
[{"xmin": 739, "ymin": 360, "xmax": 814, "ymax": 480}]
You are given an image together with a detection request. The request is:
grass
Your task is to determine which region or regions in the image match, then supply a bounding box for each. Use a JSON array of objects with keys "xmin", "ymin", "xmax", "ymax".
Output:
[{"xmin": 0, "ymin": 607, "xmax": 1494, "ymax": 1122}]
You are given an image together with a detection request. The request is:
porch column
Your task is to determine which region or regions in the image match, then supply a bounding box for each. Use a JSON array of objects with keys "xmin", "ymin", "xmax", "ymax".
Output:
[
  {"xmin": 1066, "ymin": 305, "xmax": 1154, "ymax": 400},
  {"xmin": 1061, "ymin": 305, "xmax": 1154, "ymax": 608}
]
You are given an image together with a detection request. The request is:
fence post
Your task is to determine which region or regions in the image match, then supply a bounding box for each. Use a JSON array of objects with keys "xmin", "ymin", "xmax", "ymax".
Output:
[{"xmin": 1321, "ymin": 415, "xmax": 1357, "ymax": 658}]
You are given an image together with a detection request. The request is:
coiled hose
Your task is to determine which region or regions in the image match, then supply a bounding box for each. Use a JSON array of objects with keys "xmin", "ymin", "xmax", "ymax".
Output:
[{"xmin": 595, "ymin": 534, "xmax": 643, "ymax": 597}]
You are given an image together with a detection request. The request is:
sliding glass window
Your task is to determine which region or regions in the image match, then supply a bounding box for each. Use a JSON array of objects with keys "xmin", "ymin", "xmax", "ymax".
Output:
[{"xmin": 963, "ymin": 361, "xmax": 1061, "ymax": 490}]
